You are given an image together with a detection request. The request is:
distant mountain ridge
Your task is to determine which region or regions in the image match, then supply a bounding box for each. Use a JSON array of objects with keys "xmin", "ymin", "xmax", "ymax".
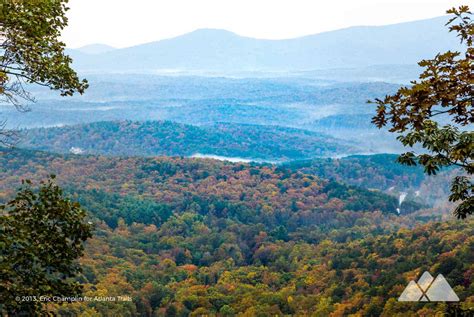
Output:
[{"xmin": 67, "ymin": 16, "xmax": 461, "ymax": 74}]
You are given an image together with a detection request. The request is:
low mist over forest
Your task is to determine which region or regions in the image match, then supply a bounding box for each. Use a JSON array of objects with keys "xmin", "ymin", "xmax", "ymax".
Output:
[{"xmin": 0, "ymin": 3, "xmax": 472, "ymax": 316}]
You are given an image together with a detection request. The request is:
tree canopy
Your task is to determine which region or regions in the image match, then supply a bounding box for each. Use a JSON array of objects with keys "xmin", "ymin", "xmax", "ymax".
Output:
[
  {"xmin": 0, "ymin": 177, "xmax": 92, "ymax": 315},
  {"xmin": 371, "ymin": 6, "xmax": 473, "ymax": 219},
  {"xmin": 0, "ymin": 1, "xmax": 92, "ymax": 314},
  {"xmin": 0, "ymin": 0, "xmax": 87, "ymax": 144},
  {"xmin": 1, "ymin": 148, "xmax": 472, "ymax": 316}
]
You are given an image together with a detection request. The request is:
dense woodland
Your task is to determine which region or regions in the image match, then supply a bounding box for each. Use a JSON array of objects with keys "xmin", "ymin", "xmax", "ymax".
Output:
[
  {"xmin": 1, "ymin": 2, "xmax": 472, "ymax": 316},
  {"xmin": 0, "ymin": 148, "xmax": 404, "ymax": 223},
  {"xmin": 53, "ymin": 218, "xmax": 473, "ymax": 316},
  {"xmin": 19, "ymin": 121, "xmax": 355, "ymax": 160},
  {"xmin": 285, "ymin": 154, "xmax": 428, "ymax": 191},
  {"xmin": 0, "ymin": 148, "xmax": 472, "ymax": 315}
]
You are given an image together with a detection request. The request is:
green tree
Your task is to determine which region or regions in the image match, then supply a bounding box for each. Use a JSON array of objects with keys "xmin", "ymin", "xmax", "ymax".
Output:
[
  {"xmin": 0, "ymin": 177, "xmax": 93, "ymax": 315},
  {"xmin": 371, "ymin": 6, "xmax": 473, "ymax": 219},
  {"xmin": 0, "ymin": 0, "xmax": 87, "ymax": 145},
  {"xmin": 0, "ymin": 2, "xmax": 92, "ymax": 313}
]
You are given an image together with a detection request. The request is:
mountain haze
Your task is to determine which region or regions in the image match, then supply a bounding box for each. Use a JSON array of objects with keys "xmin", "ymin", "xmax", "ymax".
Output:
[
  {"xmin": 75, "ymin": 43, "xmax": 116, "ymax": 55},
  {"xmin": 68, "ymin": 16, "xmax": 461, "ymax": 74}
]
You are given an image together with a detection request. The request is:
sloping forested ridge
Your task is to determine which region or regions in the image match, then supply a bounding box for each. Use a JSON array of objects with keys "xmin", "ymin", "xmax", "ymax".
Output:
[
  {"xmin": 283, "ymin": 154, "xmax": 427, "ymax": 191},
  {"xmin": 0, "ymin": 148, "xmax": 471, "ymax": 315},
  {"xmin": 17, "ymin": 121, "xmax": 356, "ymax": 160},
  {"xmin": 0, "ymin": 147, "xmax": 402, "ymax": 221},
  {"xmin": 284, "ymin": 153, "xmax": 461, "ymax": 212}
]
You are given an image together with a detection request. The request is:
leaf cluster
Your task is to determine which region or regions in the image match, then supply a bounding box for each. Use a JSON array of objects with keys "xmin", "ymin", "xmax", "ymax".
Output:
[
  {"xmin": 0, "ymin": 176, "xmax": 92, "ymax": 315},
  {"xmin": 0, "ymin": 0, "xmax": 88, "ymax": 100},
  {"xmin": 371, "ymin": 6, "xmax": 473, "ymax": 218}
]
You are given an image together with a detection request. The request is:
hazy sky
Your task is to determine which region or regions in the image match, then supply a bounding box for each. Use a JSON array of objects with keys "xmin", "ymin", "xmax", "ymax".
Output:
[{"xmin": 63, "ymin": 0, "xmax": 467, "ymax": 48}]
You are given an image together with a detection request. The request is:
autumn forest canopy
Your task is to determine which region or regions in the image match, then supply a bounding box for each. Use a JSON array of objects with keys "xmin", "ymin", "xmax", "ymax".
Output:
[{"xmin": 0, "ymin": 1, "xmax": 473, "ymax": 316}]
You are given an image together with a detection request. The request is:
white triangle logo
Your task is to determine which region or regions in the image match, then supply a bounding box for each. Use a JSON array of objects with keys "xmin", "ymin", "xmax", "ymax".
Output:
[
  {"xmin": 398, "ymin": 272, "xmax": 459, "ymax": 302},
  {"xmin": 426, "ymin": 274, "xmax": 460, "ymax": 301}
]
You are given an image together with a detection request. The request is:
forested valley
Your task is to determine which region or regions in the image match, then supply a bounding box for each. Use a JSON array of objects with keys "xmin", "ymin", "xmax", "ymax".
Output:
[
  {"xmin": 0, "ymin": 148, "xmax": 471, "ymax": 315},
  {"xmin": 0, "ymin": 2, "xmax": 472, "ymax": 316}
]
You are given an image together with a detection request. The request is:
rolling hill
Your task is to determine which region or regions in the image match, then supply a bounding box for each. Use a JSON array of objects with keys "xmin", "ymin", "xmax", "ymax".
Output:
[
  {"xmin": 0, "ymin": 147, "xmax": 469, "ymax": 316},
  {"xmin": 0, "ymin": 147, "xmax": 402, "ymax": 219},
  {"xmin": 18, "ymin": 121, "xmax": 358, "ymax": 160}
]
